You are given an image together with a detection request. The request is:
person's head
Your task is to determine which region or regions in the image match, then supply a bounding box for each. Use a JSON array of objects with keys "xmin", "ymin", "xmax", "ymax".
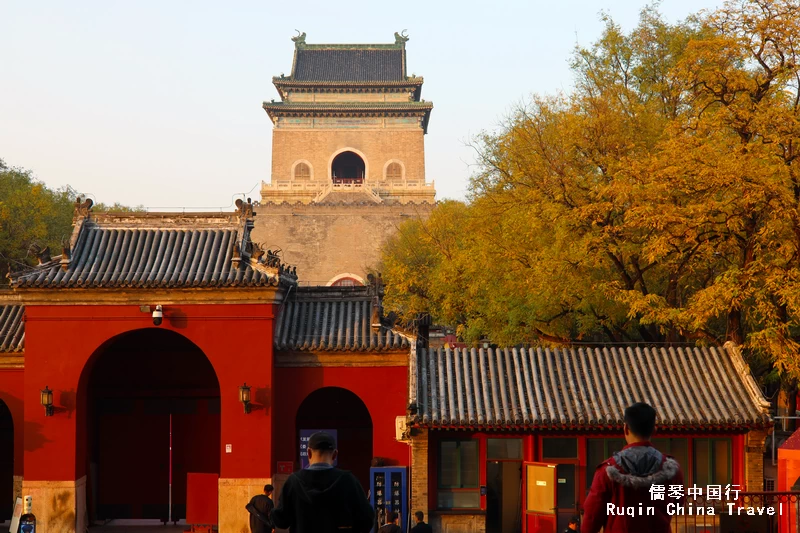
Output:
[
  {"xmin": 623, "ymin": 402, "xmax": 657, "ymax": 444},
  {"xmin": 387, "ymin": 511, "xmax": 398, "ymax": 524},
  {"xmin": 568, "ymin": 515, "xmax": 579, "ymax": 530},
  {"xmin": 307, "ymin": 431, "xmax": 338, "ymax": 465},
  {"xmin": 264, "ymin": 484, "xmax": 273, "ymax": 496},
  {"xmin": 415, "ymin": 511, "xmax": 424, "ymax": 523}
]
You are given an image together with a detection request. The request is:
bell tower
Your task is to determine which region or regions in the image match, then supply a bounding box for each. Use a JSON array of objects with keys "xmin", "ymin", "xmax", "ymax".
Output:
[
  {"xmin": 260, "ymin": 31, "xmax": 436, "ymax": 205},
  {"xmin": 253, "ymin": 32, "xmax": 436, "ymax": 286}
]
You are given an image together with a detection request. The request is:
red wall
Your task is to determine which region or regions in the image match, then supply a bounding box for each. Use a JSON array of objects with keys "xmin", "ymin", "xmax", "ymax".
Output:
[
  {"xmin": 23, "ymin": 303, "xmax": 277, "ymax": 482},
  {"xmin": 273, "ymin": 366, "xmax": 409, "ymax": 471},
  {"xmin": 0, "ymin": 370, "xmax": 24, "ymax": 477}
]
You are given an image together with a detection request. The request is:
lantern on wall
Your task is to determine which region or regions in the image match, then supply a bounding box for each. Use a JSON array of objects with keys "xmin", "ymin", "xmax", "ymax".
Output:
[
  {"xmin": 40, "ymin": 386, "xmax": 54, "ymax": 417},
  {"xmin": 239, "ymin": 383, "xmax": 251, "ymax": 414}
]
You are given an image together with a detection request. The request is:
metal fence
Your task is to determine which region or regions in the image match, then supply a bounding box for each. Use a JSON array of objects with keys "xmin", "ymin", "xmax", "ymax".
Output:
[{"xmin": 669, "ymin": 492, "xmax": 800, "ymax": 533}]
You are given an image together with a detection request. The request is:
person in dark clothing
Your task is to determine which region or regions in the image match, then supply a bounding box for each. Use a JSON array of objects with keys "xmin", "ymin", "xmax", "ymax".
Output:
[
  {"xmin": 271, "ymin": 431, "xmax": 374, "ymax": 533},
  {"xmin": 563, "ymin": 515, "xmax": 579, "ymax": 532},
  {"xmin": 246, "ymin": 484, "xmax": 275, "ymax": 533},
  {"xmin": 582, "ymin": 402, "xmax": 684, "ymax": 533},
  {"xmin": 411, "ymin": 511, "xmax": 433, "ymax": 533},
  {"xmin": 378, "ymin": 511, "xmax": 400, "ymax": 533}
]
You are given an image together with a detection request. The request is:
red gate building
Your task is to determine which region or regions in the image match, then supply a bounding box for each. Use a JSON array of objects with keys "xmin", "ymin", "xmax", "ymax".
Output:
[
  {"xmin": 407, "ymin": 345, "xmax": 773, "ymax": 533},
  {"xmin": 0, "ymin": 202, "xmax": 413, "ymax": 533}
]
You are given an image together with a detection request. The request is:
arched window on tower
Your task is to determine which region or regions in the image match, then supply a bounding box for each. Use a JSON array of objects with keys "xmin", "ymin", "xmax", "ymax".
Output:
[
  {"xmin": 327, "ymin": 273, "xmax": 365, "ymax": 287},
  {"xmin": 330, "ymin": 277, "xmax": 361, "ymax": 287},
  {"xmin": 331, "ymin": 152, "xmax": 365, "ymax": 184},
  {"xmin": 385, "ymin": 162, "xmax": 402, "ymax": 181},
  {"xmin": 294, "ymin": 162, "xmax": 311, "ymax": 181}
]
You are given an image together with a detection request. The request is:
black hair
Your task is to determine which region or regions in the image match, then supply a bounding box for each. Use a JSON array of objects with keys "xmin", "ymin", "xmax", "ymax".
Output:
[
  {"xmin": 624, "ymin": 402, "xmax": 657, "ymax": 439},
  {"xmin": 387, "ymin": 511, "xmax": 398, "ymax": 523},
  {"xmin": 415, "ymin": 511, "xmax": 424, "ymax": 521},
  {"xmin": 569, "ymin": 515, "xmax": 579, "ymax": 524},
  {"xmin": 264, "ymin": 484, "xmax": 274, "ymax": 493}
]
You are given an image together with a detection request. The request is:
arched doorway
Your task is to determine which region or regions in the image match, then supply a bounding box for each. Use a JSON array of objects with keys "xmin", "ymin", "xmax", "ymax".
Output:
[
  {"xmin": 331, "ymin": 151, "xmax": 365, "ymax": 184},
  {"xmin": 84, "ymin": 329, "xmax": 220, "ymax": 522},
  {"xmin": 296, "ymin": 387, "xmax": 372, "ymax": 489},
  {"xmin": 0, "ymin": 400, "xmax": 12, "ymax": 520}
]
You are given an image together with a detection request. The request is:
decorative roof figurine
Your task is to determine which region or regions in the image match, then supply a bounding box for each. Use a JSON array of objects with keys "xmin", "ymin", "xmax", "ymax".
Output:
[
  {"xmin": 394, "ymin": 30, "xmax": 409, "ymax": 45},
  {"xmin": 74, "ymin": 196, "xmax": 93, "ymax": 218},
  {"xmin": 292, "ymin": 30, "xmax": 306, "ymax": 47}
]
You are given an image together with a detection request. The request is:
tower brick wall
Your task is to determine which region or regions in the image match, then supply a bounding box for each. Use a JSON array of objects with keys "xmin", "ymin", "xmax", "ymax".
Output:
[{"xmin": 270, "ymin": 128, "xmax": 425, "ymax": 184}]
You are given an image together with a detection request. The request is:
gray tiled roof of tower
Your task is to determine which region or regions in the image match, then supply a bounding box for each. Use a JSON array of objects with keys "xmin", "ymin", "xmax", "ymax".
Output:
[
  {"xmin": 411, "ymin": 345, "xmax": 772, "ymax": 430},
  {"xmin": 261, "ymin": 102, "xmax": 433, "ymax": 111},
  {"xmin": 293, "ymin": 48, "xmax": 404, "ymax": 82},
  {"xmin": 0, "ymin": 306, "xmax": 24, "ymax": 353}
]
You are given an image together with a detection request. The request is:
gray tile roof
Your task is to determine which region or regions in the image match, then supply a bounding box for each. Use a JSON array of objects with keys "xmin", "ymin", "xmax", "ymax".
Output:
[
  {"xmin": 412, "ymin": 344, "xmax": 771, "ymax": 430},
  {"xmin": 274, "ymin": 286, "xmax": 410, "ymax": 352},
  {"xmin": 262, "ymin": 101, "xmax": 434, "ymax": 133},
  {"xmin": 0, "ymin": 306, "xmax": 24, "ymax": 353},
  {"xmin": 293, "ymin": 48, "xmax": 404, "ymax": 82},
  {"xmin": 11, "ymin": 212, "xmax": 296, "ymax": 289}
]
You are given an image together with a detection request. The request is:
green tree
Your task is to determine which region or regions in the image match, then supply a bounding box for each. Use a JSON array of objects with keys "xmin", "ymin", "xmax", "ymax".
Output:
[
  {"xmin": 0, "ymin": 159, "xmax": 144, "ymax": 285},
  {"xmin": 382, "ymin": 0, "xmax": 800, "ymax": 393},
  {"xmin": 0, "ymin": 159, "xmax": 75, "ymax": 284}
]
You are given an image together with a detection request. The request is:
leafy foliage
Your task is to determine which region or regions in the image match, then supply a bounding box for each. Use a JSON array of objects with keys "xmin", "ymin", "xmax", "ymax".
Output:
[
  {"xmin": 381, "ymin": 0, "xmax": 800, "ymax": 385},
  {"xmin": 0, "ymin": 159, "xmax": 144, "ymax": 285},
  {"xmin": 0, "ymin": 159, "xmax": 75, "ymax": 284}
]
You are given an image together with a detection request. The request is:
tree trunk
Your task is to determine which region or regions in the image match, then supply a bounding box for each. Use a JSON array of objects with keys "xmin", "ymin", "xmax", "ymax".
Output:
[
  {"xmin": 788, "ymin": 384, "xmax": 799, "ymax": 433},
  {"xmin": 728, "ymin": 308, "xmax": 745, "ymax": 345}
]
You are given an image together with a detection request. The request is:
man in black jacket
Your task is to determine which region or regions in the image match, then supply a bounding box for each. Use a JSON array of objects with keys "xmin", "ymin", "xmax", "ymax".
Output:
[
  {"xmin": 410, "ymin": 511, "xmax": 432, "ymax": 533},
  {"xmin": 271, "ymin": 432, "xmax": 374, "ymax": 533},
  {"xmin": 246, "ymin": 484, "xmax": 275, "ymax": 533}
]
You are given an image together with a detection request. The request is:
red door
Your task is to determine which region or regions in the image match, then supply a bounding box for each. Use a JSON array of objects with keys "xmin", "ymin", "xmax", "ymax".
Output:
[
  {"xmin": 97, "ymin": 399, "xmax": 170, "ymax": 519},
  {"xmin": 171, "ymin": 398, "xmax": 221, "ymax": 521},
  {"xmin": 522, "ymin": 462, "xmax": 558, "ymax": 533}
]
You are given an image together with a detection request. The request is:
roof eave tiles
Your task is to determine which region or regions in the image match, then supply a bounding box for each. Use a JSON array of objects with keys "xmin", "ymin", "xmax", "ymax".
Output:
[{"xmin": 412, "ymin": 344, "xmax": 772, "ymax": 432}]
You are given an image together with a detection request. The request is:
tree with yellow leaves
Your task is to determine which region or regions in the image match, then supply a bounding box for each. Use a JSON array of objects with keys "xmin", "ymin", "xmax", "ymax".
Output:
[{"xmin": 382, "ymin": 0, "xmax": 800, "ymax": 395}]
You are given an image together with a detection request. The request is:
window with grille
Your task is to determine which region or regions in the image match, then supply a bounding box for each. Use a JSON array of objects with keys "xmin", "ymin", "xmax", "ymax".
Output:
[
  {"xmin": 294, "ymin": 162, "xmax": 311, "ymax": 180},
  {"xmin": 438, "ymin": 440, "xmax": 480, "ymax": 508},
  {"xmin": 385, "ymin": 162, "xmax": 402, "ymax": 180},
  {"xmin": 765, "ymin": 478, "xmax": 776, "ymax": 492},
  {"xmin": 693, "ymin": 438, "xmax": 732, "ymax": 487}
]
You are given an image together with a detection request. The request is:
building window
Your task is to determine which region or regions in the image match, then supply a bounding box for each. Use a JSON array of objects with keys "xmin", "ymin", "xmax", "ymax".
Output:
[
  {"xmin": 693, "ymin": 438, "xmax": 732, "ymax": 487},
  {"xmin": 438, "ymin": 440, "xmax": 480, "ymax": 509},
  {"xmin": 385, "ymin": 162, "xmax": 402, "ymax": 180},
  {"xmin": 487, "ymin": 438, "xmax": 523, "ymax": 460},
  {"xmin": 331, "ymin": 277, "xmax": 361, "ymax": 287},
  {"xmin": 331, "ymin": 151, "xmax": 365, "ymax": 184},
  {"xmin": 651, "ymin": 438, "xmax": 689, "ymax": 478},
  {"xmin": 294, "ymin": 162, "xmax": 311, "ymax": 180},
  {"xmin": 542, "ymin": 438, "xmax": 578, "ymax": 459}
]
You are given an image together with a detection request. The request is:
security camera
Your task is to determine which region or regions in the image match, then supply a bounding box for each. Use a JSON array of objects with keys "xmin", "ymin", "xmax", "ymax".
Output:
[{"xmin": 152, "ymin": 305, "xmax": 163, "ymax": 326}]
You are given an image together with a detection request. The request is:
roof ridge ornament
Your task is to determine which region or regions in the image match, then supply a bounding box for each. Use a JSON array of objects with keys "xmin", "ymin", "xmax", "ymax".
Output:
[
  {"xmin": 292, "ymin": 30, "xmax": 307, "ymax": 48},
  {"xmin": 74, "ymin": 195, "xmax": 93, "ymax": 219},
  {"xmin": 394, "ymin": 30, "xmax": 409, "ymax": 46},
  {"xmin": 60, "ymin": 244, "xmax": 71, "ymax": 271},
  {"xmin": 234, "ymin": 197, "xmax": 255, "ymax": 219}
]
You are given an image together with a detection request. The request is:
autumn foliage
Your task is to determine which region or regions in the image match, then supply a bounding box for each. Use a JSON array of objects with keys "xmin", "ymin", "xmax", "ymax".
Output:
[{"xmin": 381, "ymin": 0, "xmax": 800, "ymax": 384}]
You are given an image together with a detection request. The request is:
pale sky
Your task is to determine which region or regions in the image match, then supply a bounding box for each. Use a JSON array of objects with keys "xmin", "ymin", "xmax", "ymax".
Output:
[{"xmin": 1, "ymin": 0, "xmax": 724, "ymax": 210}]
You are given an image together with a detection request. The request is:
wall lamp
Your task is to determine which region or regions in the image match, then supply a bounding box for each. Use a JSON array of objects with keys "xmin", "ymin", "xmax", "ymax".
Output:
[
  {"xmin": 41, "ymin": 386, "xmax": 54, "ymax": 417},
  {"xmin": 239, "ymin": 383, "xmax": 251, "ymax": 414}
]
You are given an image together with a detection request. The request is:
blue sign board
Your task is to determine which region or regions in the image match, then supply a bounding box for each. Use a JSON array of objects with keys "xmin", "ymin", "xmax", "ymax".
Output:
[{"xmin": 299, "ymin": 429, "xmax": 337, "ymax": 469}]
